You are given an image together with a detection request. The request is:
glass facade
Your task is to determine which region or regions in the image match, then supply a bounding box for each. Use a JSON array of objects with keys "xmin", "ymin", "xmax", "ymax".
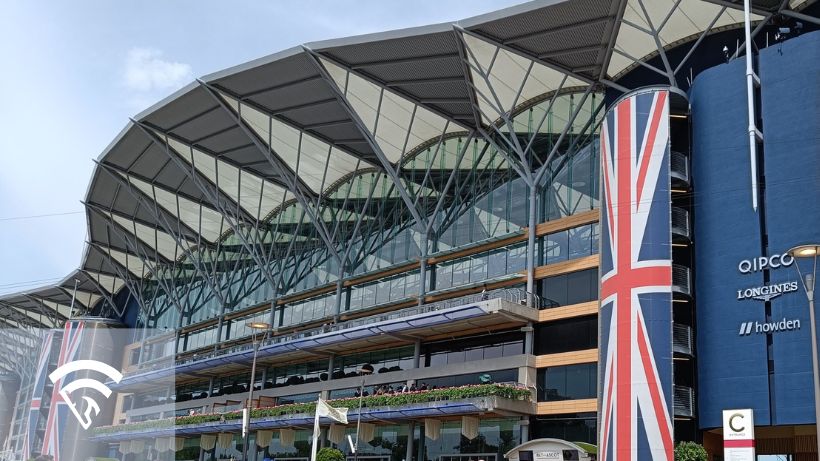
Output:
[
  {"xmin": 539, "ymin": 268, "xmax": 599, "ymax": 308},
  {"xmin": 334, "ymin": 346, "xmax": 416, "ymax": 378},
  {"xmin": 542, "ymin": 223, "xmax": 599, "ymax": 265},
  {"xmin": 434, "ymin": 243, "xmax": 527, "ymax": 291},
  {"xmin": 534, "ymin": 316, "xmax": 597, "ymax": 355},
  {"xmin": 532, "ymin": 413, "xmax": 597, "ymax": 444},
  {"xmin": 423, "ymin": 331, "xmax": 524, "ymax": 367},
  {"xmin": 536, "ymin": 363, "xmax": 597, "ymax": 401}
]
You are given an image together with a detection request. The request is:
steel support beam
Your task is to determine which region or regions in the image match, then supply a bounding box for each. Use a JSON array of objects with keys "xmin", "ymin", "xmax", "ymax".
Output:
[{"xmin": 199, "ymin": 80, "xmax": 343, "ymax": 264}]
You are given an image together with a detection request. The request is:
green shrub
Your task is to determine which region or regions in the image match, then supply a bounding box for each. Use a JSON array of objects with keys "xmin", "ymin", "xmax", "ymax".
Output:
[
  {"xmin": 317, "ymin": 447, "xmax": 345, "ymax": 461},
  {"xmin": 674, "ymin": 441, "xmax": 707, "ymax": 461},
  {"xmin": 93, "ymin": 384, "xmax": 531, "ymax": 436}
]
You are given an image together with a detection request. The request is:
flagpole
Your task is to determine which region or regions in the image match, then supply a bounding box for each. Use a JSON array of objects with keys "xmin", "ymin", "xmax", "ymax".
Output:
[
  {"xmin": 68, "ymin": 279, "xmax": 79, "ymax": 322},
  {"xmin": 311, "ymin": 401, "xmax": 321, "ymax": 461}
]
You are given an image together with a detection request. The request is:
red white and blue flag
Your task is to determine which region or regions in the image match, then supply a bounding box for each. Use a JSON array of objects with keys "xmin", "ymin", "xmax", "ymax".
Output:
[
  {"xmin": 598, "ymin": 89, "xmax": 673, "ymax": 461},
  {"xmin": 22, "ymin": 331, "xmax": 54, "ymax": 461},
  {"xmin": 41, "ymin": 321, "xmax": 85, "ymax": 461}
]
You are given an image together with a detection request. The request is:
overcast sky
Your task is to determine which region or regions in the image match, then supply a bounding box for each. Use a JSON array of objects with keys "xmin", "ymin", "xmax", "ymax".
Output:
[{"xmin": 0, "ymin": 0, "xmax": 524, "ymax": 296}]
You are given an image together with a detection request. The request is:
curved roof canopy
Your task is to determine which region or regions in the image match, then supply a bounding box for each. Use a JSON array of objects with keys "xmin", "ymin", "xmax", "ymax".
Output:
[{"xmin": 2, "ymin": 0, "xmax": 815, "ymax": 328}]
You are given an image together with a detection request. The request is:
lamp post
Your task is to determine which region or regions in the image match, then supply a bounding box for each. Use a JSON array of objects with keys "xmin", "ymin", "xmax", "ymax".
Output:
[
  {"xmin": 353, "ymin": 364, "xmax": 374, "ymax": 461},
  {"xmin": 787, "ymin": 244, "xmax": 819, "ymax": 458},
  {"xmin": 242, "ymin": 321, "xmax": 271, "ymax": 461}
]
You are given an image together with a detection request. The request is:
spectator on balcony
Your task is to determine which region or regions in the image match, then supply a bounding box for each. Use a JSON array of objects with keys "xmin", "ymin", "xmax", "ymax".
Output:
[{"xmin": 480, "ymin": 284, "xmax": 489, "ymax": 301}]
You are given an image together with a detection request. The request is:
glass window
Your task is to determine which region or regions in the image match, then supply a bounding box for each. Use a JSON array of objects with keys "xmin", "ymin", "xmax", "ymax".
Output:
[
  {"xmin": 544, "ymin": 229, "xmax": 569, "ymax": 264},
  {"xmin": 567, "ymin": 224, "xmax": 592, "ymax": 259},
  {"xmin": 424, "ymin": 331, "xmax": 523, "ymax": 366},
  {"xmin": 470, "ymin": 253, "xmax": 488, "ymax": 283},
  {"xmin": 540, "ymin": 268, "xmax": 598, "ymax": 308},
  {"xmin": 533, "ymin": 413, "xmax": 597, "ymax": 444},
  {"xmin": 390, "ymin": 275, "xmax": 404, "ymax": 300},
  {"xmin": 487, "ymin": 249, "xmax": 507, "ymax": 278},
  {"xmin": 507, "ymin": 243, "xmax": 527, "ymax": 272},
  {"xmin": 334, "ymin": 346, "xmax": 415, "ymax": 379},
  {"xmin": 535, "ymin": 316, "xmax": 597, "ymax": 355},
  {"xmin": 537, "ymin": 363, "xmax": 597, "ymax": 401},
  {"xmin": 375, "ymin": 279, "xmax": 390, "ymax": 305},
  {"xmin": 423, "ymin": 369, "xmax": 518, "ymax": 389},
  {"xmin": 452, "ymin": 259, "xmax": 469, "ymax": 287}
]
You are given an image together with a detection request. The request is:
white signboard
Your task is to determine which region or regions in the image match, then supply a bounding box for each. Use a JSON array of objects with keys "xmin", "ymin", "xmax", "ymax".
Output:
[
  {"xmin": 723, "ymin": 409, "xmax": 755, "ymax": 461},
  {"xmin": 534, "ymin": 451, "xmax": 562, "ymax": 461}
]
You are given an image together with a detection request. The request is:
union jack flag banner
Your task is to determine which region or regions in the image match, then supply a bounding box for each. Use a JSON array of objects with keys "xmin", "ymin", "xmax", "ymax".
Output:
[
  {"xmin": 598, "ymin": 89, "xmax": 673, "ymax": 461},
  {"xmin": 22, "ymin": 331, "xmax": 54, "ymax": 461},
  {"xmin": 41, "ymin": 321, "xmax": 85, "ymax": 461}
]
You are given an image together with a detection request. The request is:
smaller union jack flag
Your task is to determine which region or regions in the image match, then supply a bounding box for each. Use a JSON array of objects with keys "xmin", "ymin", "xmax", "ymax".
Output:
[
  {"xmin": 41, "ymin": 321, "xmax": 85, "ymax": 461},
  {"xmin": 598, "ymin": 89, "xmax": 674, "ymax": 461},
  {"xmin": 22, "ymin": 331, "xmax": 54, "ymax": 461}
]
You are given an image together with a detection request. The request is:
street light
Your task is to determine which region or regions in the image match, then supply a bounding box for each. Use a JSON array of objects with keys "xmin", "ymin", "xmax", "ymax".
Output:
[
  {"xmin": 787, "ymin": 244, "xmax": 819, "ymax": 458},
  {"xmin": 353, "ymin": 363, "xmax": 374, "ymax": 461},
  {"xmin": 242, "ymin": 321, "xmax": 271, "ymax": 461}
]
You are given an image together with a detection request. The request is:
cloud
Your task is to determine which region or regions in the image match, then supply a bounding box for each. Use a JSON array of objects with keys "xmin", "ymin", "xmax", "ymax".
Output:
[{"xmin": 123, "ymin": 47, "xmax": 192, "ymax": 93}]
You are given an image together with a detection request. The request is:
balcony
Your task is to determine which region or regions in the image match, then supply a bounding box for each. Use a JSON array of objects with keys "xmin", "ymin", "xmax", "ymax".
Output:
[
  {"xmin": 114, "ymin": 291, "xmax": 539, "ymax": 390},
  {"xmin": 671, "ymin": 207, "xmax": 691, "ymax": 242},
  {"xmin": 673, "ymin": 385, "xmax": 695, "ymax": 418},
  {"xmin": 90, "ymin": 384, "xmax": 534, "ymax": 441},
  {"xmin": 670, "ymin": 151, "xmax": 690, "ymax": 188},
  {"xmin": 673, "ymin": 324, "xmax": 693, "ymax": 357},
  {"xmin": 672, "ymin": 264, "xmax": 692, "ymax": 297}
]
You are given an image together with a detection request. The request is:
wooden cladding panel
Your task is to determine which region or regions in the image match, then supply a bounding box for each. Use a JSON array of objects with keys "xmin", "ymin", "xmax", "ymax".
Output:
[
  {"xmin": 427, "ymin": 234, "xmax": 527, "ymax": 265},
  {"xmin": 531, "ymin": 255, "xmax": 599, "ymax": 279},
  {"xmin": 535, "ymin": 348, "xmax": 598, "ymax": 368},
  {"xmin": 344, "ymin": 261, "xmax": 421, "ymax": 287},
  {"xmin": 537, "ymin": 398, "xmax": 598, "ymax": 415},
  {"xmin": 534, "ymin": 210, "xmax": 599, "ymax": 237},
  {"xmin": 538, "ymin": 301, "xmax": 598, "ymax": 322}
]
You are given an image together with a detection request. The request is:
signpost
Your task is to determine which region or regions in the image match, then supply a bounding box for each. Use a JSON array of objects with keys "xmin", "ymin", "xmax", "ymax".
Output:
[{"xmin": 723, "ymin": 409, "xmax": 755, "ymax": 461}]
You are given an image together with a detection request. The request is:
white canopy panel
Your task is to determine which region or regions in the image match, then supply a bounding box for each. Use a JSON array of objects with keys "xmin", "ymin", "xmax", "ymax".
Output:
[
  {"xmin": 163, "ymin": 133, "xmax": 291, "ymax": 220},
  {"xmin": 223, "ymin": 92, "xmax": 366, "ymax": 195},
  {"xmin": 118, "ymin": 171, "xmax": 226, "ymax": 243},
  {"xmin": 462, "ymin": 33, "xmax": 586, "ymax": 124},
  {"xmin": 321, "ymin": 57, "xmax": 460, "ymax": 163}
]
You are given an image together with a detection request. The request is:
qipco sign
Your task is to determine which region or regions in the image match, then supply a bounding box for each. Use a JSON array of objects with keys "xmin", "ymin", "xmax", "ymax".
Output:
[{"xmin": 737, "ymin": 253, "xmax": 794, "ymax": 274}]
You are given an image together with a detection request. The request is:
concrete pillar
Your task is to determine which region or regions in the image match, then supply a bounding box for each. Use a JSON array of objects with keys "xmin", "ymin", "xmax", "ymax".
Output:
[
  {"xmin": 520, "ymin": 323, "xmax": 538, "ymax": 391},
  {"xmin": 405, "ymin": 421, "xmax": 416, "ymax": 461},
  {"xmin": 519, "ymin": 417, "xmax": 530, "ymax": 443},
  {"xmin": 408, "ymin": 339, "xmax": 422, "ymax": 388}
]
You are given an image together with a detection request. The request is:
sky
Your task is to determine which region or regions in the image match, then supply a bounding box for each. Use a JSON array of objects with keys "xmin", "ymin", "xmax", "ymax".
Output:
[{"xmin": 0, "ymin": 0, "xmax": 524, "ymax": 296}]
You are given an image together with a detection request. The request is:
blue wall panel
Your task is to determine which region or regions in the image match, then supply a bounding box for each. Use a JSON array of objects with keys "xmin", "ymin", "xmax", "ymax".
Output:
[
  {"xmin": 760, "ymin": 31, "xmax": 820, "ymax": 425},
  {"xmin": 690, "ymin": 56, "xmax": 770, "ymax": 429}
]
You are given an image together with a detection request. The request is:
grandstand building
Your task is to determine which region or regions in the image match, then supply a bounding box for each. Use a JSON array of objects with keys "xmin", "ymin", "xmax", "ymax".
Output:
[{"xmin": 1, "ymin": 1, "xmax": 819, "ymax": 460}]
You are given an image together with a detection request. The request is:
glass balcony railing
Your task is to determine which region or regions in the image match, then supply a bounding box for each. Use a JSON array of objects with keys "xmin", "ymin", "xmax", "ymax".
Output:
[
  {"xmin": 670, "ymin": 151, "xmax": 690, "ymax": 187},
  {"xmin": 672, "ymin": 264, "xmax": 692, "ymax": 297},
  {"xmin": 673, "ymin": 385, "xmax": 695, "ymax": 418},
  {"xmin": 671, "ymin": 207, "xmax": 691, "ymax": 241},
  {"xmin": 673, "ymin": 324, "xmax": 693, "ymax": 356}
]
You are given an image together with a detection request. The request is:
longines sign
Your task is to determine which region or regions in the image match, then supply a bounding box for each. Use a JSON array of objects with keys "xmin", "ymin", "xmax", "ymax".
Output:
[
  {"xmin": 735, "ymin": 252, "xmax": 798, "ymax": 302},
  {"xmin": 736, "ymin": 281, "xmax": 799, "ymax": 302}
]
